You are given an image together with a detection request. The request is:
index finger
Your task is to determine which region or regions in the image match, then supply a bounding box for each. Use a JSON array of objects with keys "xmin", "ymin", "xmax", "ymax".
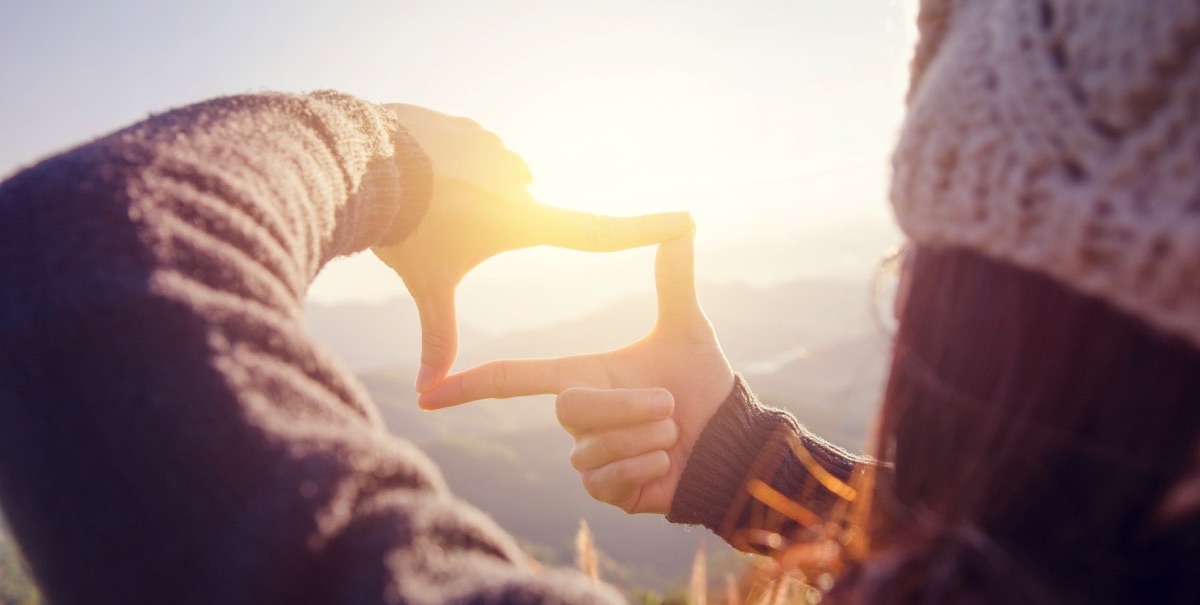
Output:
[
  {"xmin": 416, "ymin": 354, "xmax": 603, "ymax": 409},
  {"xmin": 533, "ymin": 206, "xmax": 693, "ymax": 252}
]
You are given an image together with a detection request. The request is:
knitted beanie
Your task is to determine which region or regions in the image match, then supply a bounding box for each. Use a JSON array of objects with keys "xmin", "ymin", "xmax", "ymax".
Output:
[{"xmin": 891, "ymin": 0, "xmax": 1200, "ymax": 349}]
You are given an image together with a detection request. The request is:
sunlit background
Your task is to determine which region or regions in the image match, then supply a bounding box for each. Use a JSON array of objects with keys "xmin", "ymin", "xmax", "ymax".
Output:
[{"xmin": 2, "ymin": 0, "xmax": 915, "ymax": 333}]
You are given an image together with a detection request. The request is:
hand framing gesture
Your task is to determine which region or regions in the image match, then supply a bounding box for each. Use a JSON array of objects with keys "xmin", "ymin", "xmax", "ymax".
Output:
[{"xmin": 419, "ymin": 234, "xmax": 735, "ymax": 514}]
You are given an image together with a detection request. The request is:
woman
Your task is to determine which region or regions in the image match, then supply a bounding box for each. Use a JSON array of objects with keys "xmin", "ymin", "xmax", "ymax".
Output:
[{"xmin": 423, "ymin": 1, "xmax": 1200, "ymax": 602}]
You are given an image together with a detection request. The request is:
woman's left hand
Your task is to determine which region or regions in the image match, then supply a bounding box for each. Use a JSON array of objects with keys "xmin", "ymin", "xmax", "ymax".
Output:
[
  {"xmin": 416, "ymin": 234, "xmax": 735, "ymax": 515},
  {"xmin": 372, "ymin": 104, "xmax": 692, "ymax": 393}
]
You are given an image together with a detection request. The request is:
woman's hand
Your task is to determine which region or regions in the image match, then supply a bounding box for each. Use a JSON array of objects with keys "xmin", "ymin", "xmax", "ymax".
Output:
[
  {"xmin": 418, "ymin": 234, "xmax": 734, "ymax": 514},
  {"xmin": 372, "ymin": 104, "xmax": 692, "ymax": 392}
]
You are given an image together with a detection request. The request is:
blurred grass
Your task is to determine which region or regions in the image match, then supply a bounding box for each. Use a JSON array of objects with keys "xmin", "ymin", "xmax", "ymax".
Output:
[{"xmin": 0, "ymin": 529, "xmax": 38, "ymax": 605}]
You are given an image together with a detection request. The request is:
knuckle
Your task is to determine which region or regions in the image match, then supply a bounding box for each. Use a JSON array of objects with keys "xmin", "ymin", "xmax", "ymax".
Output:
[
  {"xmin": 593, "ymin": 435, "xmax": 617, "ymax": 464},
  {"xmin": 581, "ymin": 473, "xmax": 607, "ymax": 502},
  {"xmin": 421, "ymin": 330, "xmax": 454, "ymax": 354},
  {"xmin": 587, "ymin": 215, "xmax": 613, "ymax": 249},
  {"xmin": 553, "ymin": 357, "xmax": 566, "ymax": 392},
  {"xmin": 659, "ymin": 419, "xmax": 680, "ymax": 444},
  {"xmin": 610, "ymin": 460, "xmax": 637, "ymax": 486},
  {"xmin": 488, "ymin": 362, "xmax": 509, "ymax": 395},
  {"xmin": 451, "ymin": 375, "xmax": 468, "ymax": 403},
  {"xmin": 568, "ymin": 443, "xmax": 588, "ymax": 472}
]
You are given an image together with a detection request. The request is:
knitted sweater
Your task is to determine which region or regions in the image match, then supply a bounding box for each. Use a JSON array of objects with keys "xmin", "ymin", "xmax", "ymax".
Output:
[{"xmin": 0, "ymin": 92, "xmax": 622, "ymax": 605}]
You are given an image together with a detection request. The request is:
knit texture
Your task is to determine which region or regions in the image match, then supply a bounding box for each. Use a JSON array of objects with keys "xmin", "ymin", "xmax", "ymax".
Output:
[
  {"xmin": 893, "ymin": 0, "xmax": 1200, "ymax": 349},
  {"xmin": 0, "ymin": 92, "xmax": 619, "ymax": 605},
  {"xmin": 668, "ymin": 376, "xmax": 868, "ymax": 552}
]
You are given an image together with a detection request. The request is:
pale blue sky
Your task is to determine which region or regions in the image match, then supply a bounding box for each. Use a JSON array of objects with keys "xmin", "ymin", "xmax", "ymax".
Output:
[{"xmin": 2, "ymin": 0, "xmax": 915, "ymax": 303}]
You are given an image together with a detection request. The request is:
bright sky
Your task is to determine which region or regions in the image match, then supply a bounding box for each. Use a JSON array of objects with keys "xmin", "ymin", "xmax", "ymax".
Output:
[{"xmin": 1, "ymin": 0, "xmax": 917, "ymax": 305}]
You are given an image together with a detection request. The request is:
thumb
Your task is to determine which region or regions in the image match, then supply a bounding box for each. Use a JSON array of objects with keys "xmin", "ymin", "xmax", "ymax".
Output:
[
  {"xmin": 655, "ymin": 233, "xmax": 703, "ymax": 329},
  {"xmin": 413, "ymin": 283, "xmax": 459, "ymax": 393}
]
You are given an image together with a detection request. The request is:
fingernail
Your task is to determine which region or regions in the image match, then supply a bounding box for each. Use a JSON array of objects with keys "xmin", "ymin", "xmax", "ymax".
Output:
[
  {"xmin": 651, "ymin": 391, "xmax": 673, "ymax": 416},
  {"xmin": 416, "ymin": 364, "xmax": 438, "ymax": 394}
]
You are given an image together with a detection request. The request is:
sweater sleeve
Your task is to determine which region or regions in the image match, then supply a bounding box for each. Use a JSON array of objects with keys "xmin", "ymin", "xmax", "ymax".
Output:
[
  {"xmin": 0, "ymin": 92, "xmax": 622, "ymax": 605},
  {"xmin": 667, "ymin": 375, "xmax": 873, "ymax": 554}
]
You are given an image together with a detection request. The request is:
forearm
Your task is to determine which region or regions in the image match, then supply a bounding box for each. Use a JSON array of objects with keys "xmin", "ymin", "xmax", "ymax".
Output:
[
  {"xmin": 0, "ymin": 92, "xmax": 617, "ymax": 604},
  {"xmin": 667, "ymin": 375, "xmax": 873, "ymax": 554}
]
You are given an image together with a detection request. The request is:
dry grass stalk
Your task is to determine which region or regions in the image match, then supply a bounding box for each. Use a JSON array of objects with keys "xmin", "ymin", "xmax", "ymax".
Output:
[
  {"xmin": 760, "ymin": 574, "xmax": 787, "ymax": 605},
  {"xmin": 575, "ymin": 519, "xmax": 599, "ymax": 584},
  {"xmin": 724, "ymin": 573, "xmax": 741, "ymax": 605},
  {"xmin": 690, "ymin": 543, "xmax": 707, "ymax": 605}
]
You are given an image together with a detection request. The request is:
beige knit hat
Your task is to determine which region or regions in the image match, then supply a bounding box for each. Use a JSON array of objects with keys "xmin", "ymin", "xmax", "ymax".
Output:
[{"xmin": 891, "ymin": 0, "xmax": 1200, "ymax": 349}]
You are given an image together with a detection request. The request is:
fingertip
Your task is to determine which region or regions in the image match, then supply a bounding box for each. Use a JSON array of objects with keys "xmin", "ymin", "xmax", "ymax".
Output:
[
  {"xmin": 417, "ymin": 374, "xmax": 465, "ymax": 409},
  {"xmin": 650, "ymin": 449, "xmax": 672, "ymax": 476},
  {"xmin": 416, "ymin": 389, "xmax": 436, "ymax": 410},
  {"xmin": 639, "ymin": 211, "xmax": 693, "ymax": 244},
  {"xmin": 667, "ymin": 211, "xmax": 695, "ymax": 238},
  {"xmin": 417, "ymin": 393, "xmax": 447, "ymax": 411},
  {"xmin": 415, "ymin": 363, "xmax": 442, "ymax": 394},
  {"xmin": 651, "ymin": 390, "xmax": 674, "ymax": 417},
  {"xmin": 412, "ymin": 285, "xmax": 458, "ymax": 393}
]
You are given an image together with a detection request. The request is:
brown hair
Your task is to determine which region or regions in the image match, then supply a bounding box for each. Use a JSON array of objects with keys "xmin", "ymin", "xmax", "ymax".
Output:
[{"xmin": 840, "ymin": 246, "xmax": 1200, "ymax": 604}]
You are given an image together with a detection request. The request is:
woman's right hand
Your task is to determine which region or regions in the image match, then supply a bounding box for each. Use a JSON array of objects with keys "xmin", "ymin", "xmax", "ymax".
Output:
[{"xmin": 417, "ymin": 234, "xmax": 734, "ymax": 514}]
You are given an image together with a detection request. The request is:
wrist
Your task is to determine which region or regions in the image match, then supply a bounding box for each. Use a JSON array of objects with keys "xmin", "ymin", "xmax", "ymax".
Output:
[
  {"xmin": 667, "ymin": 375, "xmax": 797, "ymax": 535},
  {"xmin": 376, "ymin": 124, "xmax": 433, "ymax": 247}
]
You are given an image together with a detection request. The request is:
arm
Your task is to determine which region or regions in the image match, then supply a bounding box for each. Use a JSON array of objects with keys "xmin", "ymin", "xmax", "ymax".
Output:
[{"xmin": 0, "ymin": 92, "xmax": 623, "ymax": 604}]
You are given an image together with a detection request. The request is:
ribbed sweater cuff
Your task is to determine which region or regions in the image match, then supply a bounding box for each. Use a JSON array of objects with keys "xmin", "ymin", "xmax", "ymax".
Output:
[
  {"xmin": 666, "ymin": 374, "xmax": 801, "ymax": 535},
  {"xmin": 309, "ymin": 92, "xmax": 432, "ymax": 256},
  {"xmin": 340, "ymin": 121, "xmax": 431, "ymax": 253},
  {"xmin": 376, "ymin": 125, "xmax": 432, "ymax": 246}
]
